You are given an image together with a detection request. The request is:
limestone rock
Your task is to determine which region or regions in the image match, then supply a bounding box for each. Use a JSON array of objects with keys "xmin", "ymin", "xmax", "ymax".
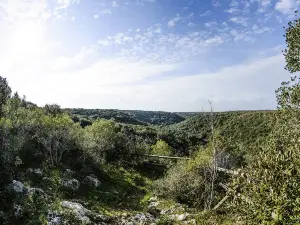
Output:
[
  {"xmin": 11, "ymin": 180, "xmax": 27, "ymax": 194},
  {"xmin": 28, "ymin": 168, "xmax": 43, "ymax": 177},
  {"xmin": 47, "ymin": 211, "xmax": 61, "ymax": 225},
  {"xmin": 63, "ymin": 169, "xmax": 75, "ymax": 177},
  {"xmin": 61, "ymin": 179, "xmax": 80, "ymax": 191},
  {"xmin": 28, "ymin": 187, "xmax": 48, "ymax": 199},
  {"xmin": 14, "ymin": 204, "xmax": 22, "ymax": 218},
  {"xmin": 147, "ymin": 202, "xmax": 160, "ymax": 217},
  {"xmin": 83, "ymin": 175, "xmax": 101, "ymax": 188},
  {"xmin": 61, "ymin": 201, "xmax": 90, "ymax": 224}
]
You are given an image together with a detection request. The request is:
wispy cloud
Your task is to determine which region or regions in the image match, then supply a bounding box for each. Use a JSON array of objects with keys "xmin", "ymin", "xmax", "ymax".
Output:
[
  {"xmin": 212, "ymin": 0, "xmax": 221, "ymax": 7},
  {"xmin": 167, "ymin": 13, "xmax": 194, "ymax": 28},
  {"xmin": 252, "ymin": 24, "xmax": 273, "ymax": 34},
  {"xmin": 0, "ymin": 0, "xmax": 293, "ymax": 111},
  {"xmin": 3, "ymin": 51, "xmax": 287, "ymax": 111},
  {"xmin": 275, "ymin": 0, "xmax": 300, "ymax": 15},
  {"xmin": 100, "ymin": 9, "xmax": 112, "ymax": 15},
  {"xmin": 112, "ymin": 1, "xmax": 118, "ymax": 7},
  {"xmin": 205, "ymin": 21, "xmax": 218, "ymax": 27},
  {"xmin": 200, "ymin": 10, "xmax": 212, "ymax": 17},
  {"xmin": 229, "ymin": 17, "xmax": 248, "ymax": 26}
]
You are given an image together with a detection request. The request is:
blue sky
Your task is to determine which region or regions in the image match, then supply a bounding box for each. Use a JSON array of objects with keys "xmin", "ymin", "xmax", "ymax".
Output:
[{"xmin": 0, "ymin": 0, "xmax": 299, "ymax": 111}]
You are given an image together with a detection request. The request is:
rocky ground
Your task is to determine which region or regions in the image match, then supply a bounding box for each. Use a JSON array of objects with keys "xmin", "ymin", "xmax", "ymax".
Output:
[{"xmin": 4, "ymin": 167, "xmax": 198, "ymax": 225}]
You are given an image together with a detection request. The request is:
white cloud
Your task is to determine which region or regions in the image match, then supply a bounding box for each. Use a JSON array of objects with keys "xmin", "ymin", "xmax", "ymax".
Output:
[
  {"xmin": 229, "ymin": 17, "xmax": 248, "ymax": 26},
  {"xmin": 168, "ymin": 20, "xmax": 177, "ymax": 28},
  {"xmin": 136, "ymin": 0, "xmax": 156, "ymax": 5},
  {"xmin": 230, "ymin": 29, "xmax": 252, "ymax": 41},
  {"xmin": 112, "ymin": 1, "xmax": 118, "ymax": 7},
  {"xmin": 275, "ymin": 0, "xmax": 300, "ymax": 14},
  {"xmin": 96, "ymin": 26, "xmax": 226, "ymax": 63},
  {"xmin": 167, "ymin": 13, "xmax": 194, "ymax": 28},
  {"xmin": 0, "ymin": 0, "xmax": 291, "ymax": 112},
  {"xmin": 252, "ymin": 24, "xmax": 274, "ymax": 34},
  {"xmin": 100, "ymin": 9, "xmax": 112, "ymax": 15},
  {"xmin": 204, "ymin": 36, "xmax": 223, "ymax": 45},
  {"xmin": 0, "ymin": 0, "xmax": 77, "ymax": 24},
  {"xmin": 200, "ymin": 10, "xmax": 212, "ymax": 17},
  {"xmin": 56, "ymin": 0, "xmax": 74, "ymax": 9},
  {"xmin": 225, "ymin": 7, "xmax": 241, "ymax": 14},
  {"xmin": 154, "ymin": 27, "xmax": 162, "ymax": 33},
  {"xmin": 188, "ymin": 22, "xmax": 196, "ymax": 27},
  {"xmin": 93, "ymin": 14, "xmax": 99, "ymax": 19},
  {"xmin": 230, "ymin": 0, "xmax": 239, "ymax": 7},
  {"xmin": 97, "ymin": 39, "xmax": 111, "ymax": 46},
  {"xmin": 212, "ymin": 0, "xmax": 221, "ymax": 7},
  {"xmin": 3, "ymin": 53, "xmax": 287, "ymax": 111},
  {"xmin": 205, "ymin": 21, "xmax": 218, "ymax": 27},
  {"xmin": 260, "ymin": 0, "xmax": 272, "ymax": 7}
]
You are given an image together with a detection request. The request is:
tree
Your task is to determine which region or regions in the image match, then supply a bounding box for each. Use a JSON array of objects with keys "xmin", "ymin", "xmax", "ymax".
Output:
[
  {"xmin": 283, "ymin": 11, "xmax": 300, "ymax": 73},
  {"xmin": 0, "ymin": 76, "xmax": 11, "ymax": 117},
  {"xmin": 227, "ymin": 13, "xmax": 300, "ymax": 224},
  {"xmin": 276, "ymin": 76, "xmax": 300, "ymax": 109},
  {"xmin": 151, "ymin": 139, "xmax": 173, "ymax": 156},
  {"xmin": 34, "ymin": 112, "xmax": 81, "ymax": 166},
  {"xmin": 84, "ymin": 119, "xmax": 118, "ymax": 163},
  {"xmin": 276, "ymin": 12, "xmax": 300, "ymax": 109},
  {"xmin": 229, "ymin": 113, "xmax": 300, "ymax": 224},
  {"xmin": 43, "ymin": 104, "xmax": 63, "ymax": 116}
]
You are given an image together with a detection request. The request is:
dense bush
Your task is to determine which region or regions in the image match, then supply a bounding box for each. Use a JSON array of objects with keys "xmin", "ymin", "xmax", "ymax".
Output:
[
  {"xmin": 153, "ymin": 143, "xmax": 228, "ymax": 209},
  {"xmin": 228, "ymin": 110, "xmax": 300, "ymax": 224},
  {"xmin": 151, "ymin": 140, "xmax": 173, "ymax": 156}
]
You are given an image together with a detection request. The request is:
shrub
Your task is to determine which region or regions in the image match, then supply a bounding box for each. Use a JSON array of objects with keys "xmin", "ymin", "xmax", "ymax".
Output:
[
  {"xmin": 153, "ymin": 146, "xmax": 226, "ymax": 209},
  {"xmin": 84, "ymin": 119, "xmax": 119, "ymax": 163},
  {"xmin": 229, "ymin": 110, "xmax": 300, "ymax": 224},
  {"xmin": 151, "ymin": 139, "xmax": 173, "ymax": 156}
]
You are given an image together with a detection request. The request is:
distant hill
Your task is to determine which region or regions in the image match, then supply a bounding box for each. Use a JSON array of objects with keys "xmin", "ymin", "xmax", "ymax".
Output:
[
  {"xmin": 67, "ymin": 108, "xmax": 185, "ymax": 126},
  {"xmin": 174, "ymin": 112, "xmax": 201, "ymax": 118},
  {"xmin": 123, "ymin": 110, "xmax": 185, "ymax": 125}
]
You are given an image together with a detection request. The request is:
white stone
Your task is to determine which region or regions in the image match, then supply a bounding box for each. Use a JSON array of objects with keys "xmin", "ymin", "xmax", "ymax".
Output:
[
  {"xmin": 177, "ymin": 213, "xmax": 189, "ymax": 221},
  {"xmin": 61, "ymin": 201, "xmax": 90, "ymax": 217},
  {"xmin": 61, "ymin": 179, "xmax": 80, "ymax": 191},
  {"xmin": 63, "ymin": 169, "xmax": 75, "ymax": 177},
  {"xmin": 28, "ymin": 168, "xmax": 43, "ymax": 177},
  {"xmin": 47, "ymin": 211, "xmax": 61, "ymax": 225},
  {"xmin": 84, "ymin": 175, "xmax": 101, "ymax": 188},
  {"xmin": 14, "ymin": 204, "xmax": 22, "ymax": 217},
  {"xmin": 149, "ymin": 196, "xmax": 158, "ymax": 202},
  {"xmin": 12, "ymin": 180, "xmax": 27, "ymax": 194}
]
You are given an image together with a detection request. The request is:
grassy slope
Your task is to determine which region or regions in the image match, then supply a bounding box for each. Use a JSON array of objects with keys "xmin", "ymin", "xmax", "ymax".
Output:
[{"xmin": 166, "ymin": 110, "xmax": 277, "ymax": 157}]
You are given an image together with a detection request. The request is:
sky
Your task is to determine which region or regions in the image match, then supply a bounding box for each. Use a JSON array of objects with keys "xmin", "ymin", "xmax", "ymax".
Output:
[{"xmin": 0, "ymin": 0, "xmax": 299, "ymax": 112}]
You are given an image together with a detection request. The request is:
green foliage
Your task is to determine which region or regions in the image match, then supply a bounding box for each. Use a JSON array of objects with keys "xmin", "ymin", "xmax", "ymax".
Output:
[
  {"xmin": 153, "ymin": 146, "xmax": 225, "ymax": 209},
  {"xmin": 69, "ymin": 108, "xmax": 185, "ymax": 125},
  {"xmin": 276, "ymin": 76, "xmax": 300, "ymax": 109},
  {"xmin": 84, "ymin": 119, "xmax": 119, "ymax": 163},
  {"xmin": 33, "ymin": 112, "xmax": 83, "ymax": 166},
  {"xmin": 0, "ymin": 76, "xmax": 11, "ymax": 117},
  {"xmin": 229, "ymin": 111, "xmax": 300, "ymax": 224},
  {"xmin": 283, "ymin": 11, "xmax": 300, "ymax": 73},
  {"xmin": 151, "ymin": 140, "xmax": 173, "ymax": 156},
  {"xmin": 277, "ymin": 13, "xmax": 300, "ymax": 110},
  {"xmin": 43, "ymin": 104, "xmax": 64, "ymax": 116}
]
